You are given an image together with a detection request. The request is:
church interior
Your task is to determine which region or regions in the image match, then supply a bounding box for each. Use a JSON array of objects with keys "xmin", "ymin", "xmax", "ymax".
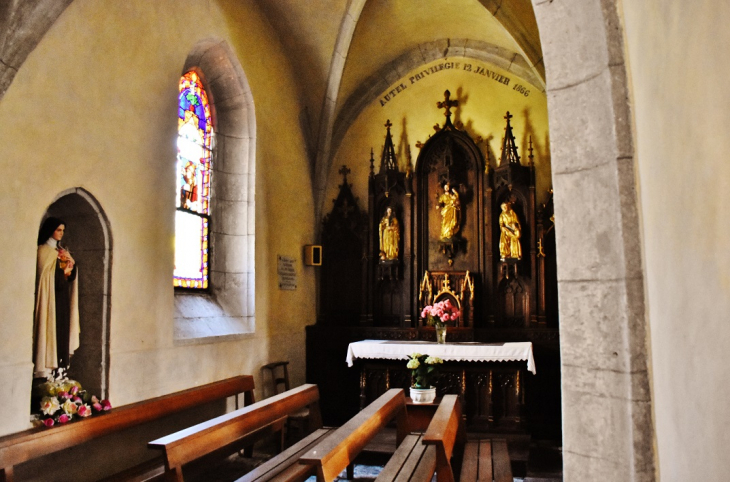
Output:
[{"xmin": 1, "ymin": 1, "xmax": 729, "ymax": 481}]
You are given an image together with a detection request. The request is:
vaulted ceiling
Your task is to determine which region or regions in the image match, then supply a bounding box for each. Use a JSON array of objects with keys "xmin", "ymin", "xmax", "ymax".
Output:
[
  {"xmin": 254, "ymin": 0, "xmax": 543, "ymax": 134},
  {"xmin": 0, "ymin": 0, "xmax": 543, "ymax": 218}
]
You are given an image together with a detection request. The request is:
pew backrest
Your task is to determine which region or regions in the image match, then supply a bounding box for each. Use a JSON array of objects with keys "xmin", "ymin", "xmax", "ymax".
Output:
[
  {"xmin": 148, "ymin": 383, "xmax": 321, "ymax": 482},
  {"xmin": 0, "ymin": 375, "xmax": 255, "ymax": 482},
  {"xmin": 299, "ymin": 388, "xmax": 408, "ymax": 482},
  {"xmin": 375, "ymin": 394, "xmax": 464, "ymax": 482},
  {"xmin": 422, "ymin": 395, "xmax": 465, "ymax": 482}
]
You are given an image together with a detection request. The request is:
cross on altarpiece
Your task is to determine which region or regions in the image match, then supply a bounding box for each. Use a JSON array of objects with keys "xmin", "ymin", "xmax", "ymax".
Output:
[
  {"xmin": 339, "ymin": 165, "xmax": 351, "ymax": 179},
  {"xmin": 384, "ymin": 119, "xmax": 393, "ymax": 130},
  {"xmin": 437, "ymin": 90, "xmax": 459, "ymax": 121}
]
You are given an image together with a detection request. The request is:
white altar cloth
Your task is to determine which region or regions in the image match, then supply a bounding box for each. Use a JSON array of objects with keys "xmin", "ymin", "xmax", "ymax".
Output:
[{"xmin": 346, "ymin": 339, "xmax": 536, "ymax": 374}]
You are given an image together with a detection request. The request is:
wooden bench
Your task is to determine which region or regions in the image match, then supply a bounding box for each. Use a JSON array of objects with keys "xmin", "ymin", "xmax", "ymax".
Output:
[
  {"xmin": 376, "ymin": 395, "xmax": 513, "ymax": 482},
  {"xmin": 237, "ymin": 388, "xmax": 408, "ymax": 482},
  {"xmin": 0, "ymin": 375, "xmax": 255, "ymax": 482},
  {"xmin": 297, "ymin": 388, "xmax": 409, "ymax": 482},
  {"xmin": 376, "ymin": 394, "xmax": 463, "ymax": 482},
  {"xmin": 149, "ymin": 384, "xmax": 323, "ymax": 482},
  {"xmin": 460, "ymin": 438, "xmax": 512, "ymax": 482}
]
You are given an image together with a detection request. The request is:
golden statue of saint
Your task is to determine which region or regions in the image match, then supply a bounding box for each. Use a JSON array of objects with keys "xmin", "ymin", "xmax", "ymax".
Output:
[
  {"xmin": 499, "ymin": 202, "xmax": 522, "ymax": 260},
  {"xmin": 438, "ymin": 183, "xmax": 461, "ymax": 239},
  {"xmin": 379, "ymin": 206, "xmax": 400, "ymax": 260}
]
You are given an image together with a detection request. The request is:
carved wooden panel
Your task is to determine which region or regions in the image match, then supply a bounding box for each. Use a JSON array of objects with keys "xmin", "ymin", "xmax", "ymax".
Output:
[
  {"xmin": 320, "ymin": 167, "xmax": 367, "ymax": 326},
  {"xmin": 358, "ymin": 359, "xmax": 524, "ymax": 432}
]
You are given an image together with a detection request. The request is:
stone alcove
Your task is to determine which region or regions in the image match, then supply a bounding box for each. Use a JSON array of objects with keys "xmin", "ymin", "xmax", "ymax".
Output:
[{"xmin": 41, "ymin": 187, "xmax": 112, "ymax": 399}]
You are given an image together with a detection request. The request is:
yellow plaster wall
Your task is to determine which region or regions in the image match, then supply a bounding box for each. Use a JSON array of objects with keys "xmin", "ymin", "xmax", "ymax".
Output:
[
  {"xmin": 328, "ymin": 58, "xmax": 550, "ymax": 215},
  {"xmin": 622, "ymin": 1, "xmax": 730, "ymax": 479},
  {"xmin": 0, "ymin": 0, "xmax": 314, "ymax": 437},
  {"xmin": 341, "ymin": 1, "xmax": 527, "ymax": 105}
]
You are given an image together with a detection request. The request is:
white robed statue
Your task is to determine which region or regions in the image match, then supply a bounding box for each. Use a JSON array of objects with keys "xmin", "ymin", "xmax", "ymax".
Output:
[{"xmin": 33, "ymin": 217, "xmax": 80, "ymax": 379}]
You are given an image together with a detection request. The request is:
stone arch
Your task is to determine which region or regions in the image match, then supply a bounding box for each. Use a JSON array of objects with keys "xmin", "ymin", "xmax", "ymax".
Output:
[
  {"xmin": 0, "ymin": 0, "xmax": 73, "ymax": 100},
  {"xmin": 324, "ymin": 40, "xmax": 544, "ymax": 202},
  {"xmin": 42, "ymin": 187, "xmax": 112, "ymax": 399},
  {"xmin": 174, "ymin": 38, "xmax": 257, "ymax": 342},
  {"xmin": 532, "ymin": 1, "xmax": 654, "ymax": 480}
]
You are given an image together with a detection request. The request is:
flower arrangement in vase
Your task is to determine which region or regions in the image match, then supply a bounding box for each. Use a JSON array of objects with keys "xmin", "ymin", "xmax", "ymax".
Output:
[
  {"xmin": 406, "ymin": 353, "xmax": 443, "ymax": 404},
  {"xmin": 421, "ymin": 299, "xmax": 460, "ymax": 344},
  {"xmin": 31, "ymin": 368, "xmax": 111, "ymax": 428}
]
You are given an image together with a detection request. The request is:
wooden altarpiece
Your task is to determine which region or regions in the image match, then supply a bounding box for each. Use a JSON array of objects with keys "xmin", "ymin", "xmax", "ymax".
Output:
[{"xmin": 309, "ymin": 91, "xmax": 560, "ymax": 438}]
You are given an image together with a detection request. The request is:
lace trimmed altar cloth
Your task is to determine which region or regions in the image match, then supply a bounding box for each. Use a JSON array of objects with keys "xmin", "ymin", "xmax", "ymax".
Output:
[{"xmin": 345, "ymin": 339, "xmax": 536, "ymax": 374}]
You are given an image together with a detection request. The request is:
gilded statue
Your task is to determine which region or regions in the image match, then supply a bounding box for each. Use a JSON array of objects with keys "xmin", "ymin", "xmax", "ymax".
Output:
[
  {"xmin": 499, "ymin": 202, "xmax": 522, "ymax": 260},
  {"xmin": 379, "ymin": 206, "xmax": 400, "ymax": 261},
  {"xmin": 438, "ymin": 183, "xmax": 461, "ymax": 239}
]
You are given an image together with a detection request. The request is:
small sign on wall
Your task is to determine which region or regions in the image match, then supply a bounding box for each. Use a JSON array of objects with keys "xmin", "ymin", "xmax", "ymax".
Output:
[{"xmin": 277, "ymin": 255, "xmax": 297, "ymax": 290}]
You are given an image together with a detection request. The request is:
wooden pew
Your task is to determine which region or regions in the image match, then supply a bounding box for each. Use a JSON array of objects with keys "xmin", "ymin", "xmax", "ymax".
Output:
[
  {"xmin": 0, "ymin": 375, "xmax": 255, "ymax": 482},
  {"xmin": 459, "ymin": 438, "xmax": 512, "ymax": 482},
  {"xmin": 375, "ymin": 394, "xmax": 464, "ymax": 482},
  {"xmin": 149, "ymin": 384, "xmax": 323, "ymax": 482},
  {"xmin": 297, "ymin": 388, "xmax": 409, "ymax": 482},
  {"xmin": 375, "ymin": 395, "xmax": 512, "ymax": 482}
]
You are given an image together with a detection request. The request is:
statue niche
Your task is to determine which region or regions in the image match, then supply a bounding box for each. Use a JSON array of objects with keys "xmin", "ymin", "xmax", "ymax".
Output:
[
  {"xmin": 490, "ymin": 112, "xmax": 536, "ymax": 326},
  {"xmin": 363, "ymin": 120, "xmax": 414, "ymax": 327},
  {"xmin": 416, "ymin": 91, "xmax": 484, "ymax": 271}
]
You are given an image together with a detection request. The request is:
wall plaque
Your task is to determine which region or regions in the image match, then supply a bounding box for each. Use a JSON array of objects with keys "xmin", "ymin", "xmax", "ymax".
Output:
[{"xmin": 277, "ymin": 255, "xmax": 297, "ymax": 290}]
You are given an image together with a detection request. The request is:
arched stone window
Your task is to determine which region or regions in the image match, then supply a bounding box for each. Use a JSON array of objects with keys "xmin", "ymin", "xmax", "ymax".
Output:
[
  {"xmin": 173, "ymin": 39, "xmax": 256, "ymax": 343},
  {"xmin": 174, "ymin": 71, "xmax": 214, "ymax": 290}
]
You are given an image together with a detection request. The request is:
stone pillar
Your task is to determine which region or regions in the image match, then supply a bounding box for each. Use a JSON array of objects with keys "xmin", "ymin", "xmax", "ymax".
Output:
[{"xmin": 532, "ymin": 0, "xmax": 655, "ymax": 480}]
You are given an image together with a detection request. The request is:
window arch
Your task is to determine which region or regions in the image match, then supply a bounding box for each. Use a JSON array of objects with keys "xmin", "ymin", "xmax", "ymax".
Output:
[
  {"xmin": 174, "ymin": 71, "xmax": 214, "ymax": 289},
  {"xmin": 173, "ymin": 39, "xmax": 256, "ymax": 343}
]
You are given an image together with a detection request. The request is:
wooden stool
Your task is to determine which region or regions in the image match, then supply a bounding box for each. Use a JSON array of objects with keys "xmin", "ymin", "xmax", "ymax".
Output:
[{"xmin": 262, "ymin": 361, "xmax": 310, "ymax": 443}]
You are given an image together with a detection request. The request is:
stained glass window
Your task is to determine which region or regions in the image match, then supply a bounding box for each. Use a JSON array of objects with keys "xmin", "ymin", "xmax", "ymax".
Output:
[{"xmin": 174, "ymin": 71, "xmax": 214, "ymax": 289}]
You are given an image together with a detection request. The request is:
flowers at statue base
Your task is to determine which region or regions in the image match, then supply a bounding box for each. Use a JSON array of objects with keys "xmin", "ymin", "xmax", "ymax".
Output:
[
  {"xmin": 421, "ymin": 299, "xmax": 460, "ymax": 328},
  {"xmin": 31, "ymin": 368, "xmax": 111, "ymax": 428},
  {"xmin": 406, "ymin": 353, "xmax": 444, "ymax": 389}
]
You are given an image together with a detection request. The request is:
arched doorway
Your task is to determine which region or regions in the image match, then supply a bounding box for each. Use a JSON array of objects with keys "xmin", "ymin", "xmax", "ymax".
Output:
[{"xmin": 41, "ymin": 188, "xmax": 112, "ymax": 399}]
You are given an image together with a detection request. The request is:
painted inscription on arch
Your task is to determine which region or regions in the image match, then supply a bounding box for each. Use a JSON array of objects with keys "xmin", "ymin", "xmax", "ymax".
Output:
[{"xmin": 379, "ymin": 61, "xmax": 531, "ymax": 107}]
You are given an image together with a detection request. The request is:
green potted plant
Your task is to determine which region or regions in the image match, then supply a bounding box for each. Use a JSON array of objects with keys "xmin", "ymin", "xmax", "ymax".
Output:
[{"xmin": 406, "ymin": 353, "xmax": 443, "ymax": 403}]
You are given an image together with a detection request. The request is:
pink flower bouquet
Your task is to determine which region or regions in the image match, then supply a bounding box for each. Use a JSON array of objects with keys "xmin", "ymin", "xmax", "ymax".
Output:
[
  {"xmin": 32, "ymin": 369, "xmax": 111, "ymax": 428},
  {"xmin": 421, "ymin": 299, "xmax": 460, "ymax": 328}
]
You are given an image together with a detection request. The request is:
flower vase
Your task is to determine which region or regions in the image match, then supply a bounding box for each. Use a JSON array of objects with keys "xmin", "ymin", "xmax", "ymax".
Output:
[
  {"xmin": 435, "ymin": 326, "xmax": 447, "ymax": 344},
  {"xmin": 409, "ymin": 387, "xmax": 437, "ymax": 404}
]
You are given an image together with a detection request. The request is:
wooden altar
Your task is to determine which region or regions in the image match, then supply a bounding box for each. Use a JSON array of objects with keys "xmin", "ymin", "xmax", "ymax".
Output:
[
  {"xmin": 308, "ymin": 90, "xmax": 560, "ymax": 438},
  {"xmin": 347, "ymin": 340, "xmax": 534, "ymax": 432}
]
